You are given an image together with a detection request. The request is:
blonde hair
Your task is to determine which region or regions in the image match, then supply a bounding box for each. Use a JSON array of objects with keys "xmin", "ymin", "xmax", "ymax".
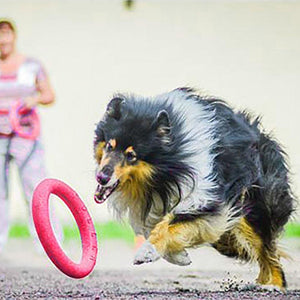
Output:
[{"xmin": 0, "ymin": 18, "xmax": 16, "ymax": 33}]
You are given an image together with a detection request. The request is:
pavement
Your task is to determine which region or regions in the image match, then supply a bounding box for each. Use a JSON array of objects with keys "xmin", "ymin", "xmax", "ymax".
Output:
[{"xmin": 0, "ymin": 238, "xmax": 300, "ymax": 299}]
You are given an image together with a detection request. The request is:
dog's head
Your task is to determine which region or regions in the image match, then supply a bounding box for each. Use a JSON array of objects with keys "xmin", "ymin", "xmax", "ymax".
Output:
[{"xmin": 93, "ymin": 95, "xmax": 171, "ymax": 204}]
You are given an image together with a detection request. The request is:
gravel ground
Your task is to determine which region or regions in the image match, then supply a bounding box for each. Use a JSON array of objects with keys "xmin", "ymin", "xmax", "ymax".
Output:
[{"xmin": 0, "ymin": 239, "xmax": 300, "ymax": 299}]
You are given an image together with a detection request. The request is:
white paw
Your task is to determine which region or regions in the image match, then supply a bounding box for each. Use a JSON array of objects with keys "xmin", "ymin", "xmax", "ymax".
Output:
[
  {"xmin": 239, "ymin": 283, "xmax": 283, "ymax": 293},
  {"xmin": 133, "ymin": 241, "xmax": 161, "ymax": 265},
  {"xmin": 259, "ymin": 284, "xmax": 283, "ymax": 292},
  {"xmin": 163, "ymin": 249, "xmax": 192, "ymax": 266}
]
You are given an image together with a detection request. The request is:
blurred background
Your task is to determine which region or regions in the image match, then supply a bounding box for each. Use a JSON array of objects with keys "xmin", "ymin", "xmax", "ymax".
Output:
[{"xmin": 1, "ymin": 0, "xmax": 299, "ymax": 244}]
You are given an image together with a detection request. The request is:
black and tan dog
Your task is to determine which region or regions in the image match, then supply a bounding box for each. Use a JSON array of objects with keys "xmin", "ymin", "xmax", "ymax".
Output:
[{"xmin": 94, "ymin": 88, "xmax": 295, "ymax": 290}]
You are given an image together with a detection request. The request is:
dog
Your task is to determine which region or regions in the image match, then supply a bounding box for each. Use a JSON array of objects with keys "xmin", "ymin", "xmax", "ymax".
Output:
[{"xmin": 93, "ymin": 87, "xmax": 295, "ymax": 290}]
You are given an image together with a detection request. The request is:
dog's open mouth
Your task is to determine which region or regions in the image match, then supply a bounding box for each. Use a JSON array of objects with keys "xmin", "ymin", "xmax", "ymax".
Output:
[{"xmin": 94, "ymin": 180, "xmax": 119, "ymax": 204}]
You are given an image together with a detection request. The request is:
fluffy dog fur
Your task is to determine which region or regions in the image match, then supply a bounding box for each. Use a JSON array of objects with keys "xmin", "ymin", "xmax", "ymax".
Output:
[{"xmin": 94, "ymin": 88, "xmax": 295, "ymax": 290}]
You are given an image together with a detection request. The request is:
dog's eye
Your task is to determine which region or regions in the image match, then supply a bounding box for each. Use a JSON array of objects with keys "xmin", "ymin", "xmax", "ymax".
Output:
[
  {"xmin": 106, "ymin": 143, "xmax": 113, "ymax": 151},
  {"xmin": 126, "ymin": 151, "xmax": 136, "ymax": 162}
]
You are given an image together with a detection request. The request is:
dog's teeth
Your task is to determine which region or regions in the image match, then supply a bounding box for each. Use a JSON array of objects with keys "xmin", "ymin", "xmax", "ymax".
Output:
[{"xmin": 95, "ymin": 180, "xmax": 119, "ymax": 204}]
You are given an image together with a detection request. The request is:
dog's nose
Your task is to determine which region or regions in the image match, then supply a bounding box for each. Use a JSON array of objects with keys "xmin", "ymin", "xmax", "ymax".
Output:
[
  {"xmin": 97, "ymin": 165, "xmax": 113, "ymax": 185},
  {"xmin": 97, "ymin": 172, "xmax": 111, "ymax": 185}
]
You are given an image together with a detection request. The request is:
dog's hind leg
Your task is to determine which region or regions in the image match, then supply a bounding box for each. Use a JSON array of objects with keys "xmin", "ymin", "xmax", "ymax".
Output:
[
  {"xmin": 134, "ymin": 206, "xmax": 236, "ymax": 266},
  {"xmin": 215, "ymin": 217, "xmax": 286, "ymax": 290},
  {"xmin": 256, "ymin": 248, "xmax": 287, "ymax": 290}
]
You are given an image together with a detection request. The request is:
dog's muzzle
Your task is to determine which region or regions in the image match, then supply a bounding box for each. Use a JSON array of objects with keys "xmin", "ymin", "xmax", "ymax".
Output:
[{"xmin": 94, "ymin": 166, "xmax": 119, "ymax": 204}]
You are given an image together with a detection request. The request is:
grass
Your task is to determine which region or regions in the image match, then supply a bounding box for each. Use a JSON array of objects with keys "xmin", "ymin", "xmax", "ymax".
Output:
[
  {"xmin": 284, "ymin": 222, "xmax": 300, "ymax": 238},
  {"xmin": 63, "ymin": 221, "xmax": 135, "ymax": 244},
  {"xmin": 9, "ymin": 221, "xmax": 300, "ymax": 242},
  {"xmin": 9, "ymin": 221, "xmax": 135, "ymax": 244}
]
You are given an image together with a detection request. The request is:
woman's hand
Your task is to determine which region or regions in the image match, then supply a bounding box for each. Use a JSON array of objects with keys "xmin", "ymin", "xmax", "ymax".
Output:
[
  {"xmin": 24, "ymin": 96, "xmax": 40, "ymax": 109},
  {"xmin": 23, "ymin": 77, "xmax": 55, "ymax": 109}
]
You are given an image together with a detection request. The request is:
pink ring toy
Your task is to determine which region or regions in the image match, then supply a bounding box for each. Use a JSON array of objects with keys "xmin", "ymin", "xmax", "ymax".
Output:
[
  {"xmin": 32, "ymin": 179, "xmax": 98, "ymax": 279},
  {"xmin": 10, "ymin": 100, "xmax": 40, "ymax": 140}
]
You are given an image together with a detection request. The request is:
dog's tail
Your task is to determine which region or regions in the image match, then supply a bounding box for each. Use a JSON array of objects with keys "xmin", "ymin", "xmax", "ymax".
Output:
[{"xmin": 257, "ymin": 132, "xmax": 295, "ymax": 237}]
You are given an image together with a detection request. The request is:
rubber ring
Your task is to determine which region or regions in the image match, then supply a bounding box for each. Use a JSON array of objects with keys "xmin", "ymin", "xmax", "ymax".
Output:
[
  {"xmin": 10, "ymin": 101, "xmax": 40, "ymax": 140},
  {"xmin": 32, "ymin": 178, "xmax": 98, "ymax": 278}
]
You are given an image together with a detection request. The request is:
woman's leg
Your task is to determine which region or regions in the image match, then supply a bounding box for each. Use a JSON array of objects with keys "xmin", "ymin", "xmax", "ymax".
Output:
[
  {"xmin": 0, "ymin": 137, "xmax": 11, "ymax": 251},
  {"xmin": 10, "ymin": 137, "xmax": 63, "ymax": 248}
]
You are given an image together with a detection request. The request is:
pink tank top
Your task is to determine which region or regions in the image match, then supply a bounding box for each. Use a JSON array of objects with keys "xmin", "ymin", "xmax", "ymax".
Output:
[{"xmin": 0, "ymin": 58, "xmax": 46, "ymax": 134}]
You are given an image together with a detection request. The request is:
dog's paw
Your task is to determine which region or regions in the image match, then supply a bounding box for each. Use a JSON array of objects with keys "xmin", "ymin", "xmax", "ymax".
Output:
[
  {"xmin": 239, "ymin": 283, "xmax": 284, "ymax": 293},
  {"xmin": 259, "ymin": 284, "xmax": 284, "ymax": 293},
  {"xmin": 133, "ymin": 241, "xmax": 161, "ymax": 265},
  {"xmin": 163, "ymin": 249, "xmax": 192, "ymax": 266}
]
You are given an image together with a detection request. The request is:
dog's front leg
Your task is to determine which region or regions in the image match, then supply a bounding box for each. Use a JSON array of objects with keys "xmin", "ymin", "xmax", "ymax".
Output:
[
  {"xmin": 133, "ymin": 240, "xmax": 161, "ymax": 264},
  {"xmin": 133, "ymin": 239, "xmax": 191, "ymax": 266},
  {"xmin": 133, "ymin": 214, "xmax": 194, "ymax": 266},
  {"xmin": 133, "ymin": 212, "xmax": 228, "ymax": 266}
]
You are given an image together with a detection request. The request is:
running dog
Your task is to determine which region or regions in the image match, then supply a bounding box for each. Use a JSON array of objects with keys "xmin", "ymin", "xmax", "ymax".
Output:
[{"xmin": 93, "ymin": 88, "xmax": 295, "ymax": 290}]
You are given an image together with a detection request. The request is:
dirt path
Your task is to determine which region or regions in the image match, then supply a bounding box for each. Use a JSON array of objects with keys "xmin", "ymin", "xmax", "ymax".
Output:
[{"xmin": 0, "ymin": 239, "xmax": 299, "ymax": 299}]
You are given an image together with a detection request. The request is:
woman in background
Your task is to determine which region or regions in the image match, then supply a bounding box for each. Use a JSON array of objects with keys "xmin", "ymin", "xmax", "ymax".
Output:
[{"xmin": 0, "ymin": 19, "xmax": 62, "ymax": 251}]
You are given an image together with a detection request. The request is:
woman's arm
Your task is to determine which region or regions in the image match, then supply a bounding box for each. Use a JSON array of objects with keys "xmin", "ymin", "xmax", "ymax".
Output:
[{"xmin": 24, "ymin": 71, "xmax": 55, "ymax": 109}]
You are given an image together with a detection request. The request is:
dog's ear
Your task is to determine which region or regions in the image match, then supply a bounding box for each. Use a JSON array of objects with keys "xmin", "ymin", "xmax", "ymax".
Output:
[
  {"xmin": 154, "ymin": 110, "xmax": 171, "ymax": 142},
  {"xmin": 94, "ymin": 122, "xmax": 105, "ymax": 147},
  {"xmin": 106, "ymin": 97, "xmax": 124, "ymax": 120}
]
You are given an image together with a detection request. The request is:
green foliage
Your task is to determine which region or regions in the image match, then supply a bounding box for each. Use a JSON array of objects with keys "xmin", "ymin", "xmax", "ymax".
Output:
[
  {"xmin": 62, "ymin": 221, "xmax": 135, "ymax": 244},
  {"xmin": 284, "ymin": 222, "xmax": 300, "ymax": 238},
  {"xmin": 9, "ymin": 221, "xmax": 135, "ymax": 244},
  {"xmin": 9, "ymin": 223, "xmax": 30, "ymax": 238},
  {"xmin": 9, "ymin": 221, "xmax": 300, "ymax": 242}
]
